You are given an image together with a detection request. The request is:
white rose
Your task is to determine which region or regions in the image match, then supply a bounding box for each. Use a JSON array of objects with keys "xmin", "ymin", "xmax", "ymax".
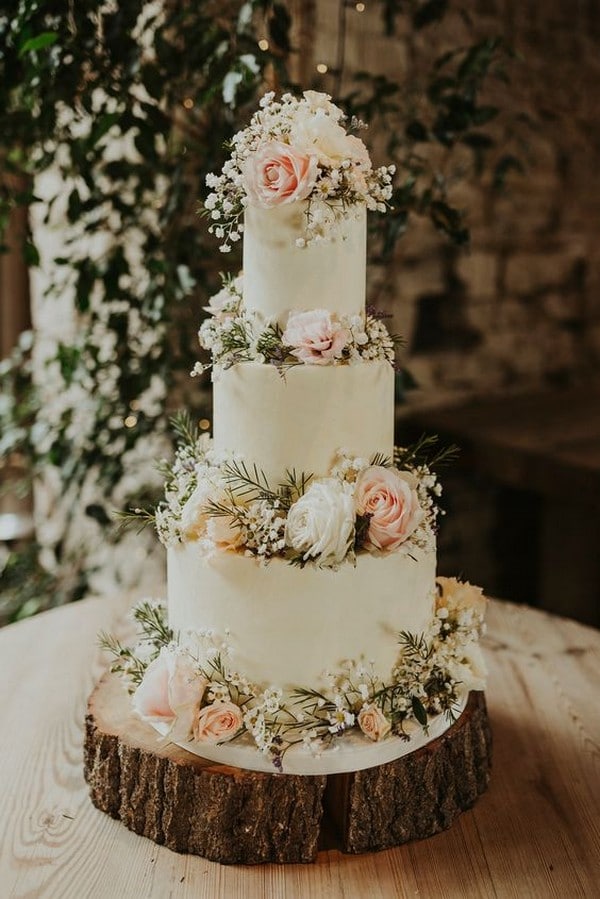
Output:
[
  {"xmin": 448, "ymin": 643, "xmax": 488, "ymax": 692},
  {"xmin": 285, "ymin": 479, "xmax": 355, "ymax": 565},
  {"xmin": 302, "ymin": 90, "xmax": 343, "ymax": 119},
  {"xmin": 202, "ymin": 280, "xmax": 240, "ymax": 317},
  {"xmin": 290, "ymin": 108, "xmax": 371, "ymax": 170},
  {"xmin": 180, "ymin": 482, "xmax": 212, "ymax": 540}
]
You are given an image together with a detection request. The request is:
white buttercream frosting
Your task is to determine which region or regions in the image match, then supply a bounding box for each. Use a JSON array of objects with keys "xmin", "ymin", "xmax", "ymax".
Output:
[
  {"xmin": 168, "ymin": 542, "xmax": 436, "ymax": 690},
  {"xmin": 213, "ymin": 360, "xmax": 394, "ymax": 485},
  {"xmin": 242, "ymin": 202, "xmax": 366, "ymax": 324}
]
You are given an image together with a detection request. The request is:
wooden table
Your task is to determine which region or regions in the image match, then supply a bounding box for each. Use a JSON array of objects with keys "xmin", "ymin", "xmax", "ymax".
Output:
[{"xmin": 1, "ymin": 593, "xmax": 599, "ymax": 898}]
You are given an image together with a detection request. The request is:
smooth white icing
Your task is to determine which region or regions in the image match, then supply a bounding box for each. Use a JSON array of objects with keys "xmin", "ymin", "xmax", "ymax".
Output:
[
  {"xmin": 168, "ymin": 543, "xmax": 436, "ymax": 690},
  {"xmin": 213, "ymin": 360, "xmax": 394, "ymax": 484},
  {"xmin": 242, "ymin": 202, "xmax": 366, "ymax": 324}
]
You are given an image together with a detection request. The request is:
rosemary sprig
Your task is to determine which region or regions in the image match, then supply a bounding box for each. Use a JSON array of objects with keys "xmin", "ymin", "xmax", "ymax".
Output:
[
  {"xmin": 98, "ymin": 631, "xmax": 148, "ymax": 685},
  {"xmin": 170, "ymin": 409, "xmax": 199, "ymax": 449},
  {"xmin": 132, "ymin": 601, "xmax": 174, "ymax": 646},
  {"xmin": 278, "ymin": 468, "xmax": 313, "ymax": 506},
  {"xmin": 369, "ymin": 451, "xmax": 392, "ymax": 468},
  {"xmin": 114, "ymin": 506, "xmax": 157, "ymax": 535},
  {"xmin": 221, "ymin": 459, "xmax": 275, "ymax": 501},
  {"xmin": 290, "ymin": 687, "xmax": 337, "ymax": 716},
  {"xmin": 394, "ymin": 434, "xmax": 460, "ymax": 471},
  {"xmin": 397, "ymin": 630, "xmax": 434, "ymax": 661}
]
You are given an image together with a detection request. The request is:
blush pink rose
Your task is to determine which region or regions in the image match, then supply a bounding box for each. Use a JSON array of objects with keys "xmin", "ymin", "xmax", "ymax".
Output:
[
  {"xmin": 282, "ymin": 309, "xmax": 349, "ymax": 365},
  {"xmin": 193, "ymin": 701, "xmax": 244, "ymax": 744},
  {"xmin": 243, "ymin": 140, "xmax": 318, "ymax": 207},
  {"xmin": 357, "ymin": 704, "xmax": 391, "ymax": 741},
  {"xmin": 206, "ymin": 513, "xmax": 245, "ymax": 551},
  {"xmin": 132, "ymin": 647, "xmax": 207, "ymax": 740},
  {"xmin": 355, "ymin": 465, "xmax": 424, "ymax": 552}
]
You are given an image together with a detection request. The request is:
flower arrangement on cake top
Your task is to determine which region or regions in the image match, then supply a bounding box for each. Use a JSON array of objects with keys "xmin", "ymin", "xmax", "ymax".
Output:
[
  {"xmin": 204, "ymin": 91, "xmax": 395, "ymax": 250},
  {"xmin": 192, "ymin": 274, "xmax": 399, "ymax": 374}
]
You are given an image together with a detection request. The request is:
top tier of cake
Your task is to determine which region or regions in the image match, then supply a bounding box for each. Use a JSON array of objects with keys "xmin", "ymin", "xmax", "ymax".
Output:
[{"xmin": 242, "ymin": 203, "xmax": 366, "ymax": 326}]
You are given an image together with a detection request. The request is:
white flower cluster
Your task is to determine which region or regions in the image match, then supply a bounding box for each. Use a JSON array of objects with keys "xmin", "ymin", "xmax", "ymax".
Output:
[
  {"xmin": 204, "ymin": 90, "xmax": 395, "ymax": 250},
  {"xmin": 155, "ymin": 433, "xmax": 215, "ymax": 546},
  {"xmin": 393, "ymin": 579, "xmax": 488, "ymax": 710},
  {"xmin": 153, "ymin": 432, "xmax": 440, "ymax": 570},
  {"xmin": 194, "ymin": 276, "xmax": 398, "ymax": 373},
  {"xmin": 239, "ymin": 499, "xmax": 287, "ymax": 558}
]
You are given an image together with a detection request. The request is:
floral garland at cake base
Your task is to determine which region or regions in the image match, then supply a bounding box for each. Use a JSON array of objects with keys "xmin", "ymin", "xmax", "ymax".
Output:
[{"xmin": 100, "ymin": 577, "xmax": 487, "ymax": 772}]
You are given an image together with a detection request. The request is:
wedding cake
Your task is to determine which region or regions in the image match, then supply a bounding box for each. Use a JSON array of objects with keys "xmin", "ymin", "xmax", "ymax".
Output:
[{"xmin": 107, "ymin": 91, "xmax": 487, "ymax": 777}]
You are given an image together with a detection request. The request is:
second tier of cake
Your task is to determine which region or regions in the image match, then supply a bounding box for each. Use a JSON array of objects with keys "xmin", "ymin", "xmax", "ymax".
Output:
[{"xmin": 213, "ymin": 359, "xmax": 394, "ymax": 484}]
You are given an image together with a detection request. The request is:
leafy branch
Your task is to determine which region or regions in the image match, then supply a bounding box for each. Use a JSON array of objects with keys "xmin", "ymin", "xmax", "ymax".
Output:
[
  {"xmin": 132, "ymin": 601, "xmax": 174, "ymax": 647},
  {"xmin": 170, "ymin": 410, "xmax": 200, "ymax": 451},
  {"xmin": 394, "ymin": 434, "xmax": 460, "ymax": 471},
  {"xmin": 114, "ymin": 506, "xmax": 157, "ymax": 535},
  {"xmin": 98, "ymin": 631, "xmax": 148, "ymax": 686}
]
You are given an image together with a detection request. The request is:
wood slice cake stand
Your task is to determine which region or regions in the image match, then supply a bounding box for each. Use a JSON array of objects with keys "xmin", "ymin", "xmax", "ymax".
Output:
[{"xmin": 84, "ymin": 673, "xmax": 492, "ymax": 865}]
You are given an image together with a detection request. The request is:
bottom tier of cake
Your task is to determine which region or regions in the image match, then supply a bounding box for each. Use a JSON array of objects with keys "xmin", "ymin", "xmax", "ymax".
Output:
[{"xmin": 167, "ymin": 543, "xmax": 437, "ymax": 690}]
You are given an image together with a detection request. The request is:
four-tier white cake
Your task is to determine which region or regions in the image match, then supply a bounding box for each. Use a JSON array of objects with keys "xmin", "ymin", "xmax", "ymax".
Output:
[{"xmin": 113, "ymin": 91, "xmax": 487, "ymax": 776}]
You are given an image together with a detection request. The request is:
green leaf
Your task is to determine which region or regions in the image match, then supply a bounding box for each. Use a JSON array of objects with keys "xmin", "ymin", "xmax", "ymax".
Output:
[
  {"xmin": 269, "ymin": 3, "xmax": 292, "ymax": 54},
  {"xmin": 23, "ymin": 241, "xmax": 40, "ymax": 267},
  {"xmin": 406, "ymin": 120, "xmax": 429, "ymax": 142},
  {"xmin": 412, "ymin": 696, "xmax": 428, "ymax": 726},
  {"xmin": 85, "ymin": 504, "xmax": 111, "ymax": 526},
  {"xmin": 413, "ymin": 0, "xmax": 449, "ymax": 30},
  {"xmin": 430, "ymin": 201, "xmax": 469, "ymax": 246},
  {"xmin": 18, "ymin": 33, "xmax": 58, "ymax": 57},
  {"xmin": 90, "ymin": 112, "xmax": 121, "ymax": 146},
  {"xmin": 472, "ymin": 105, "xmax": 499, "ymax": 125}
]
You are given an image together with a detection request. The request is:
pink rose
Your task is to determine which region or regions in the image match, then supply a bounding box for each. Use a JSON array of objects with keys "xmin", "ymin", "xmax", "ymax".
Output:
[
  {"xmin": 358, "ymin": 704, "xmax": 392, "ymax": 742},
  {"xmin": 193, "ymin": 701, "xmax": 244, "ymax": 744},
  {"xmin": 243, "ymin": 140, "xmax": 318, "ymax": 207},
  {"xmin": 132, "ymin": 647, "xmax": 207, "ymax": 740},
  {"xmin": 282, "ymin": 309, "xmax": 349, "ymax": 365},
  {"xmin": 355, "ymin": 465, "xmax": 424, "ymax": 552},
  {"xmin": 206, "ymin": 513, "xmax": 245, "ymax": 551}
]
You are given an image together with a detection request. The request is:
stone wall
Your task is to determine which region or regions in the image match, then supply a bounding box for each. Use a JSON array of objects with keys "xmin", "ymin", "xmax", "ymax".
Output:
[{"xmin": 291, "ymin": 0, "xmax": 600, "ymax": 402}]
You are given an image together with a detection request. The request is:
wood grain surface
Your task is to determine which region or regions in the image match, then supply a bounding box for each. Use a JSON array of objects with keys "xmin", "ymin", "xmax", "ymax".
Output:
[{"xmin": 0, "ymin": 593, "xmax": 599, "ymax": 898}]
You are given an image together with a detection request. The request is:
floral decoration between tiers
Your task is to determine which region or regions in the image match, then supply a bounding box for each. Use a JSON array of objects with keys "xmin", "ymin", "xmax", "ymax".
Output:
[
  {"xmin": 148, "ymin": 423, "xmax": 445, "ymax": 568},
  {"xmin": 193, "ymin": 274, "xmax": 399, "ymax": 374},
  {"xmin": 204, "ymin": 91, "xmax": 394, "ymax": 250},
  {"xmin": 100, "ymin": 578, "xmax": 487, "ymax": 771}
]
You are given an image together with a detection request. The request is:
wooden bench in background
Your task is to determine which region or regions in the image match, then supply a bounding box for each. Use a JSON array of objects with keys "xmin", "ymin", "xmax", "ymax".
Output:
[{"xmin": 402, "ymin": 384, "xmax": 600, "ymax": 627}]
